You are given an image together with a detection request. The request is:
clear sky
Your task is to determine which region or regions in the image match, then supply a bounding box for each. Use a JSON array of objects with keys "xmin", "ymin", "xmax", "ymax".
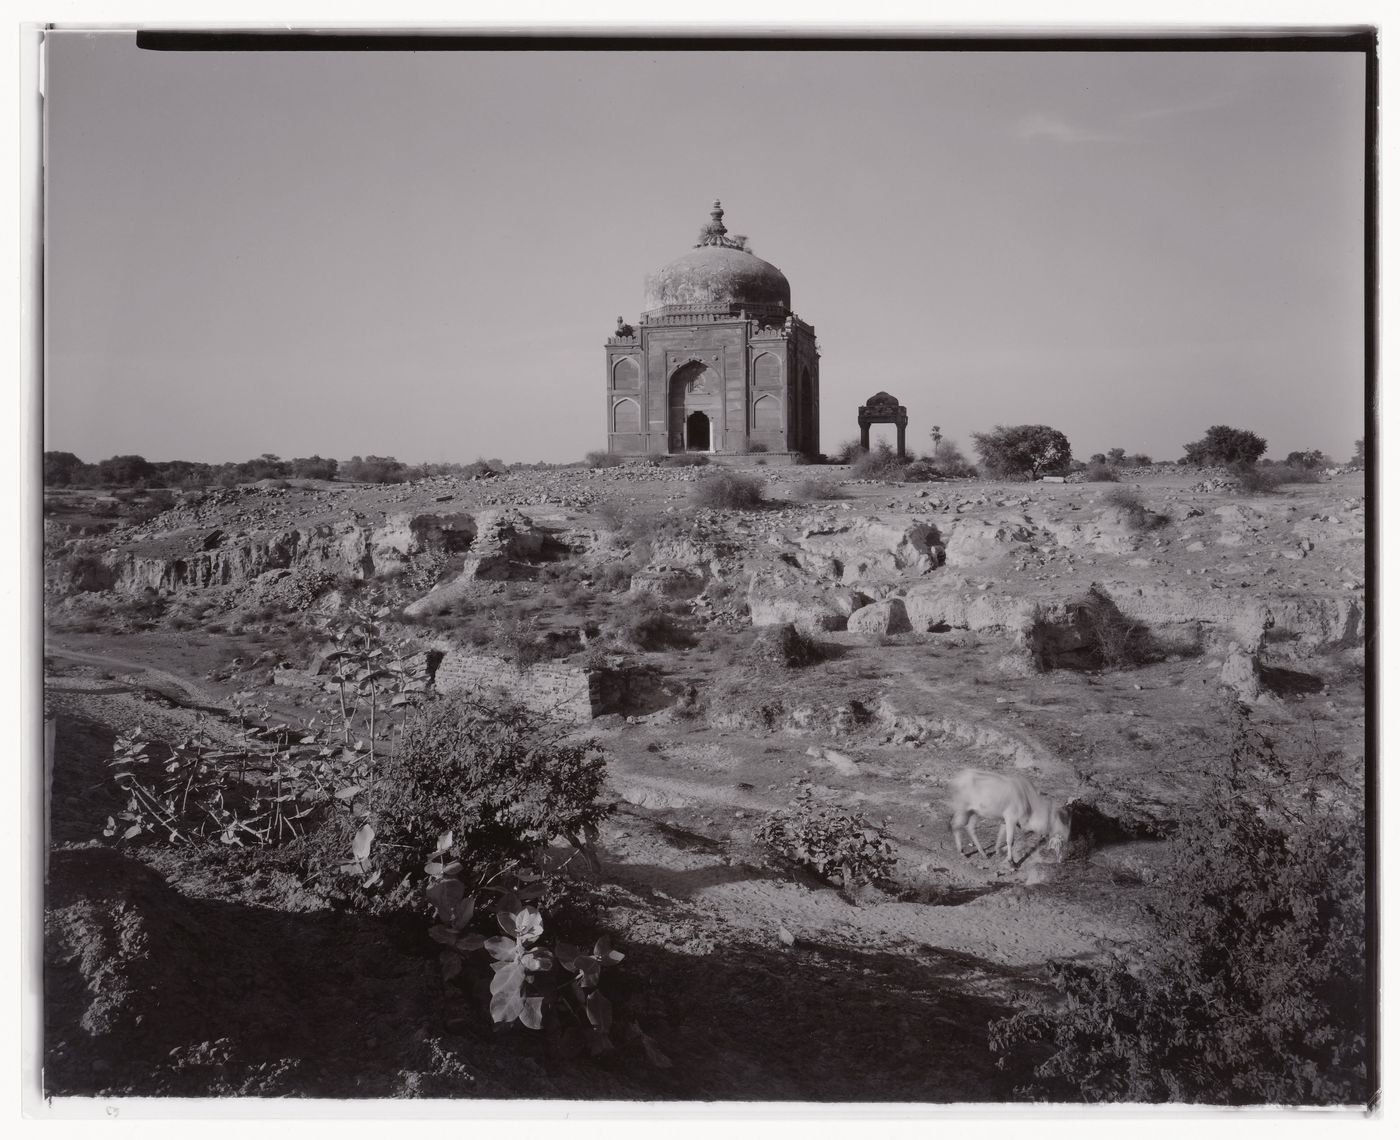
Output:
[{"xmin": 43, "ymin": 33, "xmax": 1366, "ymax": 465}]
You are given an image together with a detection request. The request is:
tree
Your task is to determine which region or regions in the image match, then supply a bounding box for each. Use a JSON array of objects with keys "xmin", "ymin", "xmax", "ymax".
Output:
[
  {"xmin": 971, "ymin": 424, "xmax": 1073, "ymax": 480},
  {"xmin": 95, "ymin": 454, "xmax": 156, "ymax": 486},
  {"xmin": 1107, "ymin": 447, "xmax": 1126, "ymax": 465},
  {"xmin": 342, "ymin": 455, "xmax": 406, "ymax": 484},
  {"xmin": 291, "ymin": 455, "xmax": 339, "ymax": 480},
  {"xmin": 1352, "ymin": 439, "xmax": 1364, "ymax": 468},
  {"xmin": 43, "ymin": 451, "xmax": 86, "ymax": 486},
  {"xmin": 928, "ymin": 424, "xmax": 942, "ymax": 450},
  {"xmin": 1182, "ymin": 426, "xmax": 1267, "ymax": 468},
  {"xmin": 1089, "ymin": 453, "xmax": 1107, "ymax": 465},
  {"xmin": 1284, "ymin": 450, "xmax": 1328, "ymax": 470},
  {"xmin": 156, "ymin": 459, "xmax": 215, "ymax": 488}
]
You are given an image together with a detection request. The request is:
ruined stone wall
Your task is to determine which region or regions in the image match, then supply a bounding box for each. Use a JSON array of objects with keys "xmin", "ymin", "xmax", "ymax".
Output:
[{"xmin": 433, "ymin": 651, "xmax": 602, "ymax": 722}]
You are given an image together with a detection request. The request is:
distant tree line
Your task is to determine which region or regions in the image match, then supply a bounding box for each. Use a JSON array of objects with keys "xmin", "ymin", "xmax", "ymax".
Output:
[{"xmin": 42, "ymin": 451, "xmax": 515, "ymax": 489}]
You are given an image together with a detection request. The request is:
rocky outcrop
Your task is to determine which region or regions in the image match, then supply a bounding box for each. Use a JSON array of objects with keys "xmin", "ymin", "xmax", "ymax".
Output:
[
  {"xmin": 404, "ymin": 510, "xmax": 554, "ymax": 616},
  {"xmin": 629, "ymin": 568, "xmax": 707, "ymax": 599},
  {"xmin": 942, "ymin": 517, "xmax": 1041, "ymax": 568},
  {"xmin": 900, "ymin": 582, "xmax": 1037, "ymax": 635},
  {"xmin": 776, "ymin": 516, "xmax": 943, "ymax": 584},
  {"xmin": 106, "ymin": 523, "xmax": 376, "ymax": 593},
  {"xmin": 369, "ymin": 512, "xmax": 475, "ymax": 563},
  {"xmin": 456, "ymin": 509, "xmax": 547, "ymax": 580},
  {"xmin": 747, "ymin": 570, "xmax": 867, "ymax": 632},
  {"xmin": 103, "ymin": 511, "xmax": 479, "ymax": 595}
]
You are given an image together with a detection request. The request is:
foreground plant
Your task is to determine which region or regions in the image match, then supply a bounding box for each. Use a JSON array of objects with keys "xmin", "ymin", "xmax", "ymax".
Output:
[
  {"xmin": 756, "ymin": 786, "xmax": 896, "ymax": 889},
  {"xmin": 423, "ymin": 832, "xmax": 669, "ymax": 1066},
  {"xmin": 988, "ymin": 703, "xmax": 1367, "ymax": 1105},
  {"xmin": 105, "ymin": 594, "xmax": 428, "ymax": 891}
]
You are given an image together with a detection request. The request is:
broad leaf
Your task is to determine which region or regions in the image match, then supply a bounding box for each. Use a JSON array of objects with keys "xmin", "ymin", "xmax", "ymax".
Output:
[
  {"xmin": 426, "ymin": 877, "xmax": 465, "ymax": 913},
  {"xmin": 490, "ymin": 986, "xmax": 525, "ymax": 1025},
  {"xmin": 351, "ymin": 823, "xmax": 375, "ymax": 862},
  {"xmin": 520, "ymin": 996, "xmax": 545, "ymax": 1030},
  {"xmin": 521, "ymin": 948, "xmax": 555, "ymax": 973},
  {"xmin": 513, "ymin": 907, "xmax": 544, "ymax": 944},
  {"xmin": 440, "ymin": 950, "xmax": 463, "ymax": 981},
  {"xmin": 485, "ymin": 936, "xmax": 518, "ymax": 963}
]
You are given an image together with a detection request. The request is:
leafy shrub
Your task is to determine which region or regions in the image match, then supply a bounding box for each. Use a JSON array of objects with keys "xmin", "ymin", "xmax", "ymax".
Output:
[
  {"xmin": 830, "ymin": 438, "xmax": 866, "ymax": 465},
  {"xmin": 756, "ymin": 787, "xmax": 896, "ymax": 888},
  {"xmin": 663, "ymin": 453, "xmax": 710, "ymax": 468},
  {"xmin": 1078, "ymin": 585, "xmax": 1158, "ymax": 669},
  {"xmin": 850, "ymin": 442, "xmax": 908, "ymax": 480},
  {"xmin": 341, "ymin": 454, "xmax": 407, "ymax": 483},
  {"xmin": 1102, "ymin": 487, "xmax": 1168, "ymax": 533},
  {"xmin": 1183, "ymin": 425, "xmax": 1267, "ymax": 467},
  {"xmin": 989, "ymin": 704, "xmax": 1367, "ymax": 1105},
  {"xmin": 60, "ymin": 553, "xmax": 116, "ymax": 593},
  {"xmin": 928, "ymin": 440, "xmax": 978, "ymax": 478},
  {"xmin": 490, "ymin": 618, "xmax": 555, "ymax": 669},
  {"xmin": 290, "ymin": 455, "xmax": 338, "ymax": 480},
  {"xmin": 608, "ymin": 597, "xmax": 690, "ymax": 650},
  {"xmin": 375, "ymin": 691, "xmax": 611, "ymax": 871},
  {"xmin": 1234, "ymin": 464, "xmax": 1320, "ymax": 495},
  {"xmin": 790, "ymin": 478, "xmax": 851, "ymax": 502},
  {"xmin": 691, "ymin": 470, "xmax": 765, "ymax": 510},
  {"xmin": 1082, "ymin": 462, "xmax": 1120, "ymax": 482},
  {"xmin": 585, "ymin": 449, "xmax": 622, "ymax": 468},
  {"xmin": 901, "ymin": 460, "xmax": 941, "ymax": 482},
  {"xmin": 972, "ymin": 425, "xmax": 1073, "ymax": 480}
]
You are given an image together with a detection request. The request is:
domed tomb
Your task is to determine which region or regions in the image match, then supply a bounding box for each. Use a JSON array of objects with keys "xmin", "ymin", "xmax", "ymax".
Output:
[
  {"xmin": 603, "ymin": 201, "xmax": 820, "ymax": 461},
  {"xmin": 644, "ymin": 245, "xmax": 791, "ymax": 314}
]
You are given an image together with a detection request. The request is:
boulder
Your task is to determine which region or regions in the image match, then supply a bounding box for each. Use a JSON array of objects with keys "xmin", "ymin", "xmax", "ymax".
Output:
[
  {"xmin": 747, "ymin": 623, "xmax": 821, "ymax": 668},
  {"xmin": 942, "ymin": 517, "xmax": 1040, "ymax": 568},
  {"xmin": 846, "ymin": 598, "xmax": 912, "ymax": 635},
  {"xmin": 1220, "ymin": 644, "xmax": 1271, "ymax": 705}
]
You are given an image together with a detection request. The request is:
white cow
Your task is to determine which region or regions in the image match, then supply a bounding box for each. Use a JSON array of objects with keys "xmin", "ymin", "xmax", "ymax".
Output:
[{"xmin": 948, "ymin": 768, "xmax": 1071, "ymax": 865}]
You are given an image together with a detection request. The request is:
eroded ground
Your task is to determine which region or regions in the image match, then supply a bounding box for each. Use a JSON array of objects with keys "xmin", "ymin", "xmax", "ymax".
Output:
[{"xmin": 42, "ymin": 464, "xmax": 1365, "ymax": 1100}]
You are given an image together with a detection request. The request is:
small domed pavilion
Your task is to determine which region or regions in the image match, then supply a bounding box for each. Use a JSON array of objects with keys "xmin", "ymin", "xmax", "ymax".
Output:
[{"xmin": 604, "ymin": 201, "xmax": 820, "ymax": 460}]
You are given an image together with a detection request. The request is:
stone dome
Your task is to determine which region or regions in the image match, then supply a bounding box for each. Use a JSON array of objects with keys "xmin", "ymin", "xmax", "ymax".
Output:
[{"xmin": 643, "ymin": 202, "xmax": 791, "ymax": 313}]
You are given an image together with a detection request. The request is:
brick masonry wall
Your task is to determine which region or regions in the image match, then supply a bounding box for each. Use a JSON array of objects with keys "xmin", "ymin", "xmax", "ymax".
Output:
[{"xmin": 432, "ymin": 650, "xmax": 603, "ymax": 722}]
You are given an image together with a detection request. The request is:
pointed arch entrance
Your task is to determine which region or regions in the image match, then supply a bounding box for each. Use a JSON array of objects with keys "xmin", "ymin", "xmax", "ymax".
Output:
[{"xmin": 668, "ymin": 360, "xmax": 721, "ymax": 453}]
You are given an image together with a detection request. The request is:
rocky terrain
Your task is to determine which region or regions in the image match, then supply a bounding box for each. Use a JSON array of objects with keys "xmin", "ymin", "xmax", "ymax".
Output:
[{"xmin": 41, "ymin": 463, "xmax": 1366, "ymax": 1101}]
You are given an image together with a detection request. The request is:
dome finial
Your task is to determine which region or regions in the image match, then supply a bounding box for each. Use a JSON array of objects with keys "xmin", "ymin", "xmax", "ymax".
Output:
[{"xmin": 697, "ymin": 199, "xmax": 732, "ymax": 247}]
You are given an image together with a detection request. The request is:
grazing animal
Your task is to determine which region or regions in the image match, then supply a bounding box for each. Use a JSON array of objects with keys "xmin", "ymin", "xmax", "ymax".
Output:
[{"xmin": 948, "ymin": 768, "xmax": 1070, "ymax": 865}]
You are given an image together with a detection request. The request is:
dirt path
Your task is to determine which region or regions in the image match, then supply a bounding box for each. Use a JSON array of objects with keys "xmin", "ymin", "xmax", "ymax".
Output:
[{"xmin": 45, "ymin": 642, "xmax": 227, "ymax": 714}]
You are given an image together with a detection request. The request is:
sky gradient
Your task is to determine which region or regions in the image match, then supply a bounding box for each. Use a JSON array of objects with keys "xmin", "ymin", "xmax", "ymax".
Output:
[{"xmin": 44, "ymin": 34, "xmax": 1366, "ymax": 465}]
